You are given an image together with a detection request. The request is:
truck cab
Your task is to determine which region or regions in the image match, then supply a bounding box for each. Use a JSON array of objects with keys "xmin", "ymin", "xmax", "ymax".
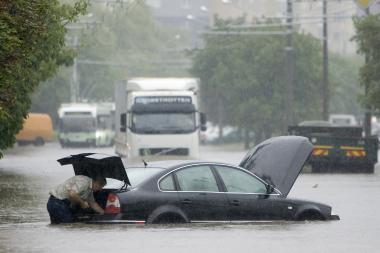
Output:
[{"xmin": 114, "ymin": 78, "xmax": 206, "ymax": 161}]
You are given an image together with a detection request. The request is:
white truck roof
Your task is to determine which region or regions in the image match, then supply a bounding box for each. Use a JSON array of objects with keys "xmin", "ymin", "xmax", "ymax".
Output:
[
  {"xmin": 328, "ymin": 114, "xmax": 358, "ymax": 126},
  {"xmin": 126, "ymin": 78, "xmax": 199, "ymax": 92},
  {"xmin": 58, "ymin": 103, "xmax": 97, "ymax": 117}
]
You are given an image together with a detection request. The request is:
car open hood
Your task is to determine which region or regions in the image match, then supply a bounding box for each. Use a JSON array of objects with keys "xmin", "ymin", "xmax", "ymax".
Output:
[
  {"xmin": 57, "ymin": 153, "xmax": 130, "ymax": 186},
  {"xmin": 239, "ymin": 136, "xmax": 312, "ymax": 197}
]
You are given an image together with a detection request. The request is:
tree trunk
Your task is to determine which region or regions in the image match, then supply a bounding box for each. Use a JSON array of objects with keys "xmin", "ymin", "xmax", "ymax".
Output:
[
  {"xmin": 217, "ymin": 97, "xmax": 224, "ymax": 144},
  {"xmin": 244, "ymin": 128, "xmax": 250, "ymax": 150}
]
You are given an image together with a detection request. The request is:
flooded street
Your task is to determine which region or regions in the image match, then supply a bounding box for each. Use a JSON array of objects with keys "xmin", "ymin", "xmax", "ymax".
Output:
[{"xmin": 1, "ymin": 143, "xmax": 380, "ymax": 253}]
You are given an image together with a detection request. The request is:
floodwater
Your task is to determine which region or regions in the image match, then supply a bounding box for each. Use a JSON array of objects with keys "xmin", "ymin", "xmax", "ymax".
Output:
[{"xmin": 0, "ymin": 143, "xmax": 380, "ymax": 253}]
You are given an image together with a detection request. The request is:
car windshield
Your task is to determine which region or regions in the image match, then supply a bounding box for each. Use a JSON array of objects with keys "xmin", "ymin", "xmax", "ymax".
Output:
[
  {"xmin": 131, "ymin": 113, "xmax": 196, "ymax": 134},
  {"xmin": 60, "ymin": 116, "xmax": 96, "ymax": 132}
]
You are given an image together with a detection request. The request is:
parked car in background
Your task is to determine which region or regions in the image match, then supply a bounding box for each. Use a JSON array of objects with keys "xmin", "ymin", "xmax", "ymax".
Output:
[
  {"xmin": 201, "ymin": 122, "xmax": 253, "ymax": 144},
  {"xmin": 58, "ymin": 136, "xmax": 339, "ymax": 224},
  {"xmin": 16, "ymin": 113, "xmax": 53, "ymax": 146}
]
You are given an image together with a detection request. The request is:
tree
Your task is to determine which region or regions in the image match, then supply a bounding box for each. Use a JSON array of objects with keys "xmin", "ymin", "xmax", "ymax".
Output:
[
  {"xmin": 0, "ymin": 0, "xmax": 87, "ymax": 157},
  {"xmin": 353, "ymin": 14, "xmax": 380, "ymax": 111},
  {"xmin": 71, "ymin": 1, "xmax": 189, "ymax": 102},
  {"xmin": 192, "ymin": 19, "xmax": 326, "ymax": 147},
  {"xmin": 329, "ymin": 54, "xmax": 363, "ymax": 116},
  {"xmin": 30, "ymin": 1, "xmax": 191, "ymax": 120}
]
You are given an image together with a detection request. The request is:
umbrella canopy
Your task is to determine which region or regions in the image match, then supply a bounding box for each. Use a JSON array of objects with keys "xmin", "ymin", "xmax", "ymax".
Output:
[{"xmin": 57, "ymin": 153, "xmax": 130, "ymax": 186}]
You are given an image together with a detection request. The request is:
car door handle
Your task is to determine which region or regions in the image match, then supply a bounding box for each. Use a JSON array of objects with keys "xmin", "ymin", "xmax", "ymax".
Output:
[
  {"xmin": 181, "ymin": 199, "xmax": 192, "ymax": 204},
  {"xmin": 230, "ymin": 200, "xmax": 240, "ymax": 206}
]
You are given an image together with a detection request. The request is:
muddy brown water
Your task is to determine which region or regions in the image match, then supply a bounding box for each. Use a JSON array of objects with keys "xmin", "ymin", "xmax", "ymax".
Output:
[{"xmin": 0, "ymin": 143, "xmax": 379, "ymax": 253}]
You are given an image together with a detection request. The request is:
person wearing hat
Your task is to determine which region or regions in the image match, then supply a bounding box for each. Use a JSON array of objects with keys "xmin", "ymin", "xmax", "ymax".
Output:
[{"xmin": 47, "ymin": 175, "xmax": 106, "ymax": 224}]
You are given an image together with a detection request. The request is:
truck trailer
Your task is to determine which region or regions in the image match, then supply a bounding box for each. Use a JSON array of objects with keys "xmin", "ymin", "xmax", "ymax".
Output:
[{"xmin": 288, "ymin": 123, "xmax": 378, "ymax": 173}]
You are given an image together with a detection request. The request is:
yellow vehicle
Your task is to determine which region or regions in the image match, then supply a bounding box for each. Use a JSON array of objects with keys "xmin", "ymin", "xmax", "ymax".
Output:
[{"xmin": 16, "ymin": 113, "xmax": 53, "ymax": 146}]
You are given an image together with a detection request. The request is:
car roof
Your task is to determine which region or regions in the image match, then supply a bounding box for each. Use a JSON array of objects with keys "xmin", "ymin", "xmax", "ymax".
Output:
[
  {"xmin": 298, "ymin": 120, "xmax": 332, "ymax": 127},
  {"xmin": 127, "ymin": 160, "xmax": 234, "ymax": 170}
]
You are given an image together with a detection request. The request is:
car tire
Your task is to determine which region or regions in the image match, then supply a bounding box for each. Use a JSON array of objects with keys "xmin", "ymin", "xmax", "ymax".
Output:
[
  {"xmin": 149, "ymin": 213, "xmax": 187, "ymax": 224},
  {"xmin": 17, "ymin": 141, "xmax": 29, "ymax": 146},
  {"xmin": 34, "ymin": 137, "xmax": 45, "ymax": 146},
  {"xmin": 296, "ymin": 210, "xmax": 325, "ymax": 221}
]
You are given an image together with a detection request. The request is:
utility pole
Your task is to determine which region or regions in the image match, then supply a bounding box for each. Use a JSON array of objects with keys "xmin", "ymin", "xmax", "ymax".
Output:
[
  {"xmin": 285, "ymin": 0, "xmax": 295, "ymax": 128},
  {"xmin": 71, "ymin": 36, "xmax": 79, "ymax": 103},
  {"xmin": 364, "ymin": 6, "xmax": 371, "ymax": 137},
  {"xmin": 66, "ymin": 17, "xmax": 100, "ymax": 103},
  {"xmin": 322, "ymin": 0, "xmax": 329, "ymax": 121}
]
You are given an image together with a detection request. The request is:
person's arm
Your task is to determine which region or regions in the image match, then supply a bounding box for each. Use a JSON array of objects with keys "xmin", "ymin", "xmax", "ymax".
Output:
[
  {"xmin": 89, "ymin": 201, "xmax": 105, "ymax": 215},
  {"xmin": 67, "ymin": 190, "xmax": 90, "ymax": 209}
]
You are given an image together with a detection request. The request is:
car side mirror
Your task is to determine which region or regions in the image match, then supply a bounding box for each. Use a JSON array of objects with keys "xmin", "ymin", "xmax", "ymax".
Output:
[
  {"xmin": 200, "ymin": 113, "xmax": 207, "ymax": 131},
  {"xmin": 120, "ymin": 113, "xmax": 126, "ymax": 132},
  {"xmin": 266, "ymin": 184, "xmax": 274, "ymax": 194}
]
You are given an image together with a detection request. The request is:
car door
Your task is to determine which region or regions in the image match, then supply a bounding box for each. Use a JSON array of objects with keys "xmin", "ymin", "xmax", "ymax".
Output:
[
  {"xmin": 213, "ymin": 165, "xmax": 278, "ymax": 221},
  {"xmin": 174, "ymin": 165, "xmax": 229, "ymax": 222}
]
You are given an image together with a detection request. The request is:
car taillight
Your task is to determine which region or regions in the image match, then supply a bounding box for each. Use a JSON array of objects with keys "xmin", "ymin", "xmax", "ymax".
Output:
[{"xmin": 105, "ymin": 193, "xmax": 121, "ymax": 214}]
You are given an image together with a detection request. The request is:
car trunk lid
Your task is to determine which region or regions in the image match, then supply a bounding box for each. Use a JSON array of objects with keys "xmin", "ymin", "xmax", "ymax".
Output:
[{"xmin": 57, "ymin": 153, "xmax": 130, "ymax": 186}]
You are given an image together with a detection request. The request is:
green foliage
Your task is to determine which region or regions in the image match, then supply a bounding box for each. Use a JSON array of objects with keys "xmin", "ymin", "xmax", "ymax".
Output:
[
  {"xmin": 353, "ymin": 14, "xmax": 380, "ymax": 110},
  {"xmin": 193, "ymin": 18, "xmax": 362, "ymax": 146},
  {"xmin": 30, "ymin": 1, "xmax": 190, "ymax": 122},
  {"xmin": 30, "ymin": 67, "xmax": 72, "ymax": 125},
  {"xmin": 0, "ymin": 0, "xmax": 88, "ymax": 157},
  {"xmin": 329, "ymin": 54, "xmax": 363, "ymax": 116},
  {"xmin": 192, "ymin": 23, "xmax": 321, "ymax": 144},
  {"xmin": 73, "ymin": 1, "xmax": 189, "ymax": 101}
]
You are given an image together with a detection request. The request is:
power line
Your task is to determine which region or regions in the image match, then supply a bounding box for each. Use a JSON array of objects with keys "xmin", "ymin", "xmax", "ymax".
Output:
[{"xmin": 202, "ymin": 30, "xmax": 290, "ymax": 36}]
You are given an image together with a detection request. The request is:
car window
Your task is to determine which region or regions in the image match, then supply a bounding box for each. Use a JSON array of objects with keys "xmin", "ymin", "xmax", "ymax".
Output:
[
  {"xmin": 159, "ymin": 174, "xmax": 175, "ymax": 191},
  {"xmin": 215, "ymin": 166, "xmax": 267, "ymax": 194},
  {"xmin": 126, "ymin": 167, "xmax": 163, "ymax": 186},
  {"xmin": 176, "ymin": 166, "xmax": 219, "ymax": 192}
]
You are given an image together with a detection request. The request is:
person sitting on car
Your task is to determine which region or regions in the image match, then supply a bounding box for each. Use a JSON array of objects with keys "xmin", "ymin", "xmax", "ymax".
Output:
[{"xmin": 47, "ymin": 175, "xmax": 106, "ymax": 224}]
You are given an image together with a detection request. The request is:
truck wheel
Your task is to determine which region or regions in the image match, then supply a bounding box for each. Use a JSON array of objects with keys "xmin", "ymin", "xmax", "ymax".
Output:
[
  {"xmin": 34, "ymin": 137, "xmax": 45, "ymax": 146},
  {"xmin": 362, "ymin": 163, "xmax": 374, "ymax": 174},
  {"xmin": 311, "ymin": 163, "xmax": 325, "ymax": 173}
]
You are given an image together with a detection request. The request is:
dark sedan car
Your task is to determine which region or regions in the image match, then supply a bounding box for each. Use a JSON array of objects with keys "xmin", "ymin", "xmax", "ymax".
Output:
[{"xmin": 58, "ymin": 136, "xmax": 339, "ymax": 224}]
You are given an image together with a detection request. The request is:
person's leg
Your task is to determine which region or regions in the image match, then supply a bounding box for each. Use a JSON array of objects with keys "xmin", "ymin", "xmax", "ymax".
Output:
[{"xmin": 47, "ymin": 196, "xmax": 74, "ymax": 224}]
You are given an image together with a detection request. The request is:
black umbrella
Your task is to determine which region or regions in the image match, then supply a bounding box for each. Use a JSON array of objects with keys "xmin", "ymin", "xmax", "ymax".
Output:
[{"xmin": 57, "ymin": 153, "xmax": 130, "ymax": 186}]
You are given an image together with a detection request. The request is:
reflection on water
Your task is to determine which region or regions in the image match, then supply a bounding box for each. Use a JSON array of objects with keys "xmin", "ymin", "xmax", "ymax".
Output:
[
  {"xmin": 0, "ymin": 143, "xmax": 380, "ymax": 252},
  {"xmin": 0, "ymin": 171, "xmax": 47, "ymax": 225}
]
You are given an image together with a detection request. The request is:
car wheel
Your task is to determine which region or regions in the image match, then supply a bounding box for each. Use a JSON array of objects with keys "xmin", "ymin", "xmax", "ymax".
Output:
[
  {"xmin": 151, "ymin": 213, "xmax": 187, "ymax": 224},
  {"xmin": 17, "ymin": 141, "xmax": 29, "ymax": 146},
  {"xmin": 34, "ymin": 137, "xmax": 45, "ymax": 146},
  {"xmin": 297, "ymin": 210, "xmax": 325, "ymax": 221},
  {"xmin": 361, "ymin": 162, "xmax": 374, "ymax": 174}
]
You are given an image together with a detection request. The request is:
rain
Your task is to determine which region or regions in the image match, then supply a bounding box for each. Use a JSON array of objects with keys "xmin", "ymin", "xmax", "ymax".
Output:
[{"xmin": 1, "ymin": 0, "xmax": 380, "ymax": 252}]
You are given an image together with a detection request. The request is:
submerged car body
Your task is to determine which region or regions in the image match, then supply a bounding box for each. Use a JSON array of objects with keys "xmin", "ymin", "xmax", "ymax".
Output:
[{"xmin": 58, "ymin": 136, "xmax": 340, "ymax": 224}]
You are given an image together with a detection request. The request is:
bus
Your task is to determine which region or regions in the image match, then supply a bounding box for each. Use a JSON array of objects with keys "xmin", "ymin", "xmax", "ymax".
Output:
[{"xmin": 58, "ymin": 103, "xmax": 97, "ymax": 147}]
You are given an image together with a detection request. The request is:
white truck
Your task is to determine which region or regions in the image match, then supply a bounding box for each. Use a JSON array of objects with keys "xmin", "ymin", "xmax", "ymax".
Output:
[{"xmin": 114, "ymin": 78, "xmax": 206, "ymax": 160}]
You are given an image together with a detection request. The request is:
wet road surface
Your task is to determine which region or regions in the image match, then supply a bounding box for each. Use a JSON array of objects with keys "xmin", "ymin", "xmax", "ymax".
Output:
[{"xmin": 1, "ymin": 143, "xmax": 380, "ymax": 252}]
